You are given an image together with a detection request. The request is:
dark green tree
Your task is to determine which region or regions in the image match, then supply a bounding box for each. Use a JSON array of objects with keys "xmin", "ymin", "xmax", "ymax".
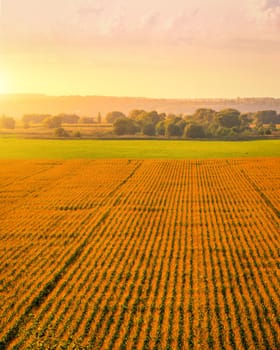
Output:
[
  {"xmin": 254, "ymin": 110, "xmax": 280, "ymax": 125},
  {"xmin": 142, "ymin": 123, "xmax": 156, "ymax": 136},
  {"xmin": 193, "ymin": 108, "xmax": 216, "ymax": 123},
  {"xmin": 177, "ymin": 119, "xmax": 187, "ymax": 133},
  {"xmin": 106, "ymin": 111, "xmax": 126, "ymax": 123},
  {"xmin": 240, "ymin": 113, "xmax": 253, "ymax": 129},
  {"xmin": 155, "ymin": 120, "xmax": 166, "ymax": 136},
  {"xmin": 113, "ymin": 118, "xmax": 138, "ymax": 135},
  {"xmin": 128, "ymin": 109, "xmax": 146, "ymax": 120},
  {"xmin": 184, "ymin": 124, "xmax": 205, "ymax": 138},
  {"xmin": 216, "ymin": 109, "xmax": 241, "ymax": 128},
  {"xmin": 166, "ymin": 122, "xmax": 182, "ymax": 137}
]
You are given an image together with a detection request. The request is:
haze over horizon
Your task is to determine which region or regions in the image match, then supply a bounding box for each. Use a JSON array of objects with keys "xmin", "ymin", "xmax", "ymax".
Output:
[
  {"xmin": 1, "ymin": 92, "xmax": 279, "ymax": 99},
  {"xmin": 1, "ymin": 0, "xmax": 280, "ymax": 98}
]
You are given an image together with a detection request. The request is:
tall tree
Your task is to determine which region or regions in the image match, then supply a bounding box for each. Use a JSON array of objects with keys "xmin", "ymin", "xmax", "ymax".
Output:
[
  {"xmin": 106, "ymin": 111, "xmax": 126, "ymax": 124},
  {"xmin": 216, "ymin": 109, "xmax": 241, "ymax": 128}
]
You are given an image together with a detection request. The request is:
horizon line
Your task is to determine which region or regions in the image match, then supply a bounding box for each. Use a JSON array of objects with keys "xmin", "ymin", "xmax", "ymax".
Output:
[{"xmin": 1, "ymin": 93, "xmax": 279, "ymax": 100}]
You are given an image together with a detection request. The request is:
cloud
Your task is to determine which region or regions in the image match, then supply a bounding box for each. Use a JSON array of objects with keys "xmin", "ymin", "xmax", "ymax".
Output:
[
  {"xmin": 263, "ymin": 1, "xmax": 280, "ymax": 26},
  {"xmin": 253, "ymin": 0, "xmax": 280, "ymax": 27},
  {"xmin": 2, "ymin": 0, "xmax": 280, "ymax": 54},
  {"xmin": 262, "ymin": 0, "xmax": 280, "ymax": 10}
]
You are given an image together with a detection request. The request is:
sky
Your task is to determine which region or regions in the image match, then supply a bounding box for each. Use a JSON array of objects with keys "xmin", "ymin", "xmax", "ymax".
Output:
[{"xmin": 0, "ymin": 0, "xmax": 280, "ymax": 98}]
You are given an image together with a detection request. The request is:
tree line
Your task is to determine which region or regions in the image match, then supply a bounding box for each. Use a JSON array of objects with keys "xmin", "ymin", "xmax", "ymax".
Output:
[
  {"xmin": 0, "ymin": 109, "xmax": 279, "ymax": 138},
  {"xmin": 22, "ymin": 113, "xmax": 102, "ymax": 126},
  {"xmin": 109, "ymin": 109, "xmax": 280, "ymax": 138}
]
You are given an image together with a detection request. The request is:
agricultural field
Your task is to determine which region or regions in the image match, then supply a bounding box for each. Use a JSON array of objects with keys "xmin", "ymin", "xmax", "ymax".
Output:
[
  {"xmin": 1, "ymin": 139, "xmax": 280, "ymax": 159},
  {"xmin": 0, "ymin": 158, "xmax": 279, "ymax": 349},
  {"xmin": 0, "ymin": 123, "xmax": 113, "ymax": 139}
]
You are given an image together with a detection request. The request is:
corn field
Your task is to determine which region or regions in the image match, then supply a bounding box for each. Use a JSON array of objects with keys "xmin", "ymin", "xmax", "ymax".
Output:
[{"xmin": 0, "ymin": 159, "xmax": 279, "ymax": 349}]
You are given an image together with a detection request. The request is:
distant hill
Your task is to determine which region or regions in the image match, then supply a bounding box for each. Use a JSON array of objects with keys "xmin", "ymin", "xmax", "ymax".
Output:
[{"xmin": 1, "ymin": 94, "xmax": 280, "ymax": 120}]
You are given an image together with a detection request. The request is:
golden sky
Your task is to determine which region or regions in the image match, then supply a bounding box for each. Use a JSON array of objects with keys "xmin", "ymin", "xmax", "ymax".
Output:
[{"xmin": 0, "ymin": 0, "xmax": 280, "ymax": 98}]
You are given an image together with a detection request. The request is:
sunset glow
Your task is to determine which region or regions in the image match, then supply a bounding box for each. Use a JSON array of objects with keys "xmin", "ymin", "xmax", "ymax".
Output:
[
  {"xmin": 0, "ymin": 0, "xmax": 280, "ymax": 98},
  {"xmin": 0, "ymin": 71, "xmax": 9, "ymax": 94}
]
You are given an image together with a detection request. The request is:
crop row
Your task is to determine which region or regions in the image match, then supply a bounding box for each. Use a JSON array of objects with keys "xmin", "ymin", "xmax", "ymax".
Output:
[{"xmin": 0, "ymin": 158, "xmax": 279, "ymax": 349}]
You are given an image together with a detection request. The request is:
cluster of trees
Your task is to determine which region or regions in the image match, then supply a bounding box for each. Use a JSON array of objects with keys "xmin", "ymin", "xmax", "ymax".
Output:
[
  {"xmin": 22, "ymin": 113, "xmax": 102, "ymax": 127},
  {"xmin": 22, "ymin": 113, "xmax": 102, "ymax": 136},
  {"xmin": 1, "ymin": 109, "xmax": 279, "ymax": 139},
  {"xmin": 108, "ymin": 109, "xmax": 280, "ymax": 138},
  {"xmin": 0, "ymin": 115, "xmax": 15, "ymax": 129}
]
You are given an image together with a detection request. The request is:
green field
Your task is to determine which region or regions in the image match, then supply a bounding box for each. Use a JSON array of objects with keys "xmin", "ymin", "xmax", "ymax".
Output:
[{"xmin": 1, "ymin": 138, "xmax": 280, "ymax": 159}]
